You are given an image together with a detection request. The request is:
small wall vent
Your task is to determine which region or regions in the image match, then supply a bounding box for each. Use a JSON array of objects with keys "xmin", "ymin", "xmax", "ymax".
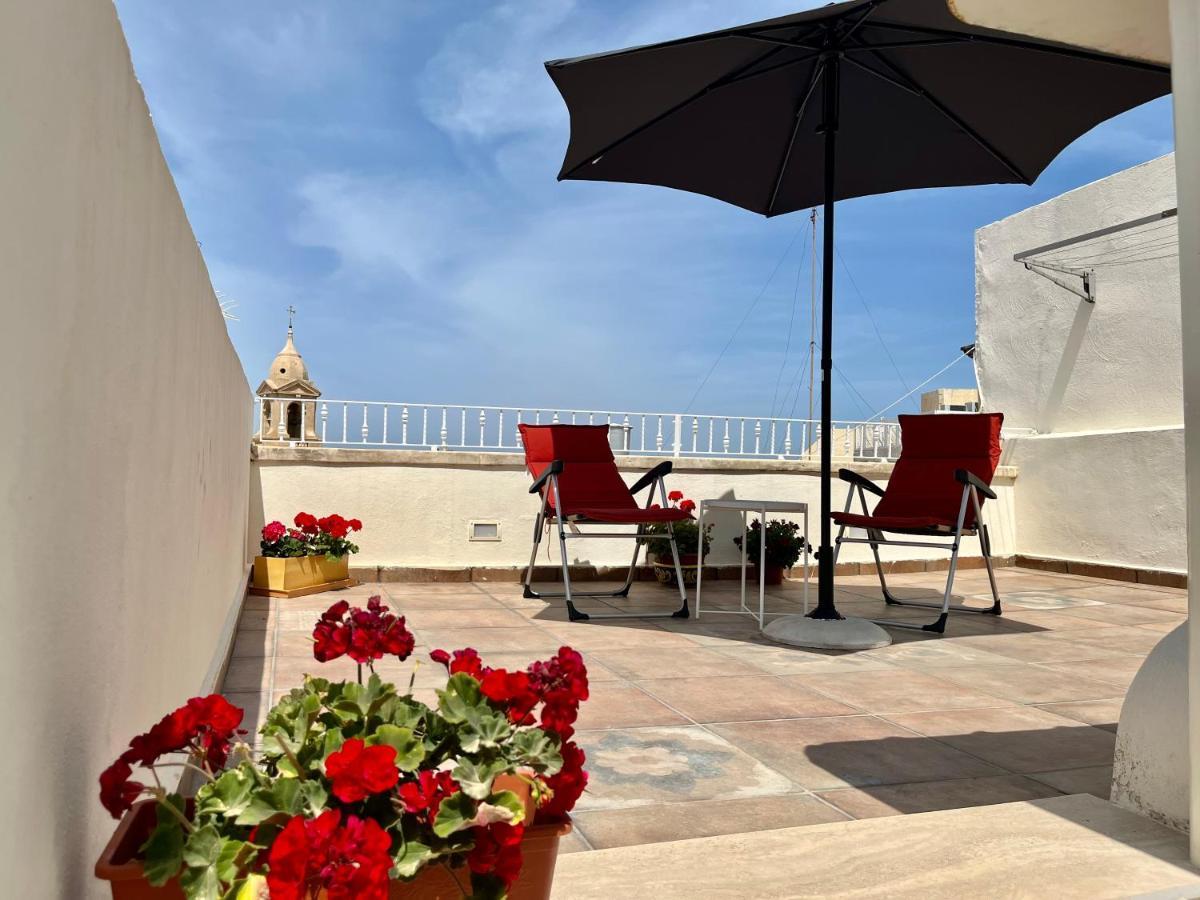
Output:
[{"xmin": 470, "ymin": 521, "xmax": 501, "ymax": 542}]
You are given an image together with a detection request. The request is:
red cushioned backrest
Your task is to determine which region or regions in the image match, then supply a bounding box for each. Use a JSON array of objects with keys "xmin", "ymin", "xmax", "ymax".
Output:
[
  {"xmin": 518, "ymin": 424, "xmax": 635, "ymax": 515},
  {"xmin": 874, "ymin": 413, "xmax": 1003, "ymax": 528}
]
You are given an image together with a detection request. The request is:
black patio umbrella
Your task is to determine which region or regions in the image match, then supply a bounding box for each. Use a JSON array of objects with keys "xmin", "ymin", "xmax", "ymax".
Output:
[{"xmin": 544, "ymin": 0, "xmax": 1170, "ymax": 626}]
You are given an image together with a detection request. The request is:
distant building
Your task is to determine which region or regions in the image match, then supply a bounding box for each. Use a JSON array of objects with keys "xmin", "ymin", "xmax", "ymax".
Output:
[
  {"xmin": 256, "ymin": 317, "xmax": 321, "ymax": 444},
  {"xmin": 920, "ymin": 387, "xmax": 980, "ymax": 414}
]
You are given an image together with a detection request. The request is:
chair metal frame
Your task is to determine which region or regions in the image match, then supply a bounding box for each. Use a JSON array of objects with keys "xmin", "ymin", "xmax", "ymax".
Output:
[
  {"xmin": 522, "ymin": 459, "xmax": 691, "ymax": 623},
  {"xmin": 831, "ymin": 467, "xmax": 1001, "ymax": 634}
]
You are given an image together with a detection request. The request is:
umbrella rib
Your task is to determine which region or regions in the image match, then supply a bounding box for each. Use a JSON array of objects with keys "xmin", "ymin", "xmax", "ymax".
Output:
[
  {"xmin": 864, "ymin": 20, "xmax": 1170, "ymax": 73},
  {"xmin": 766, "ymin": 60, "xmax": 826, "ymax": 216},
  {"xmin": 843, "ymin": 50, "xmax": 1031, "ymax": 183},
  {"xmin": 559, "ymin": 45, "xmax": 830, "ymax": 180}
]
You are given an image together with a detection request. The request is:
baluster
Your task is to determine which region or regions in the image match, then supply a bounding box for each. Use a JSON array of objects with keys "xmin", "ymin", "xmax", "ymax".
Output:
[
  {"xmin": 534, "ymin": 410, "xmax": 541, "ymax": 425},
  {"xmin": 421, "ymin": 408, "xmax": 428, "ymax": 445},
  {"xmin": 515, "ymin": 410, "xmax": 523, "ymax": 447},
  {"xmin": 708, "ymin": 419, "xmax": 715, "ymax": 453},
  {"xmin": 341, "ymin": 402, "xmax": 348, "ymax": 442},
  {"xmin": 754, "ymin": 419, "xmax": 762, "ymax": 454},
  {"xmin": 299, "ymin": 402, "xmax": 307, "ymax": 444},
  {"xmin": 785, "ymin": 422, "xmax": 793, "ymax": 455},
  {"xmin": 739, "ymin": 419, "xmax": 745, "ymax": 454},
  {"xmin": 623, "ymin": 415, "xmax": 631, "ymax": 452},
  {"xmin": 401, "ymin": 406, "xmax": 409, "ymax": 445},
  {"xmin": 552, "ymin": 411, "xmax": 560, "ymax": 424},
  {"xmin": 769, "ymin": 420, "xmax": 776, "ymax": 455},
  {"xmin": 361, "ymin": 405, "xmax": 369, "ymax": 443},
  {"xmin": 723, "ymin": 418, "xmax": 730, "ymax": 453},
  {"xmin": 570, "ymin": 412, "xmax": 577, "ymax": 424},
  {"xmin": 440, "ymin": 408, "xmax": 448, "ymax": 448},
  {"xmin": 640, "ymin": 415, "xmax": 647, "ymax": 451},
  {"xmin": 460, "ymin": 408, "xmax": 467, "ymax": 447},
  {"xmin": 381, "ymin": 405, "xmax": 389, "ymax": 445},
  {"xmin": 588, "ymin": 412, "xmax": 594, "ymax": 425},
  {"xmin": 655, "ymin": 416, "xmax": 664, "ymax": 451},
  {"xmin": 320, "ymin": 403, "xmax": 328, "ymax": 442},
  {"xmin": 673, "ymin": 414, "xmax": 682, "ymax": 457},
  {"xmin": 479, "ymin": 409, "xmax": 486, "ymax": 446}
]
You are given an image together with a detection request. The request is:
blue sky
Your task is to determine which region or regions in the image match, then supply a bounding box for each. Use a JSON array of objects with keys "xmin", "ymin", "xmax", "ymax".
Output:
[{"xmin": 114, "ymin": 0, "xmax": 1174, "ymax": 421}]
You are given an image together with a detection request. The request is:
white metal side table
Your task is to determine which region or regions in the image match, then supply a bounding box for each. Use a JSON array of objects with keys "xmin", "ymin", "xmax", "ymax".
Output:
[{"xmin": 694, "ymin": 499, "xmax": 811, "ymax": 628}]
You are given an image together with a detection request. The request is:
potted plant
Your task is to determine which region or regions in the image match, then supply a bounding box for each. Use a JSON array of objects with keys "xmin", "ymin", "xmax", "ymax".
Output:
[
  {"xmin": 644, "ymin": 492, "xmax": 712, "ymax": 586},
  {"xmin": 252, "ymin": 512, "xmax": 363, "ymax": 597},
  {"xmin": 95, "ymin": 596, "xmax": 588, "ymax": 899},
  {"xmin": 733, "ymin": 519, "xmax": 807, "ymax": 586}
]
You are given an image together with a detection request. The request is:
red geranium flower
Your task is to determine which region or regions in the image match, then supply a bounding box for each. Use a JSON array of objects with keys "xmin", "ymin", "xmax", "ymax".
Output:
[
  {"xmin": 323, "ymin": 738, "xmax": 400, "ymax": 804},
  {"xmin": 429, "ymin": 647, "xmax": 490, "ymax": 679},
  {"xmin": 311, "ymin": 597, "xmax": 414, "ymax": 668},
  {"xmin": 539, "ymin": 740, "xmax": 588, "ymax": 817},
  {"xmin": 262, "ymin": 520, "xmax": 287, "ymax": 543},
  {"xmin": 679, "ymin": 498, "xmax": 696, "ymax": 514},
  {"xmin": 397, "ymin": 769, "xmax": 459, "ymax": 823},
  {"xmin": 267, "ymin": 810, "xmax": 391, "ymax": 900},
  {"xmin": 294, "ymin": 512, "xmax": 319, "ymax": 534},
  {"xmin": 480, "ymin": 669, "xmax": 539, "ymax": 724},
  {"xmin": 348, "ymin": 518, "xmax": 363, "ymax": 531},
  {"xmin": 319, "ymin": 514, "xmax": 351, "ymax": 539},
  {"xmin": 99, "ymin": 759, "xmax": 144, "ymax": 819},
  {"xmin": 668, "ymin": 490, "xmax": 684, "ymax": 502},
  {"xmin": 468, "ymin": 822, "xmax": 525, "ymax": 889}
]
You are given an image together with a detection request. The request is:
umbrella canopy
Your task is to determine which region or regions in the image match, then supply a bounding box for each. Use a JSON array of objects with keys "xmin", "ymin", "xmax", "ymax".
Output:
[
  {"xmin": 544, "ymin": 0, "xmax": 1170, "ymax": 627},
  {"xmin": 546, "ymin": 0, "xmax": 1169, "ymax": 216}
]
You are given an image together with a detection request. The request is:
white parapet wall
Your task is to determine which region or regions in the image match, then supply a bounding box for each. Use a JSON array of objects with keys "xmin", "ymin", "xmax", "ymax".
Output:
[
  {"xmin": 976, "ymin": 154, "xmax": 1184, "ymax": 576},
  {"xmin": 0, "ymin": 1, "xmax": 252, "ymax": 894},
  {"xmin": 251, "ymin": 446, "xmax": 1016, "ymax": 573}
]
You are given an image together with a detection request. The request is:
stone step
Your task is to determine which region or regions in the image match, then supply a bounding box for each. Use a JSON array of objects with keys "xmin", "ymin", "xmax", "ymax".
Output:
[{"xmin": 551, "ymin": 794, "xmax": 1199, "ymax": 899}]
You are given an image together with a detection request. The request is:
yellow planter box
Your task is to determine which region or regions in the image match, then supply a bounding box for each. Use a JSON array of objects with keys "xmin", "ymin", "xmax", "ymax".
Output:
[{"xmin": 252, "ymin": 555, "xmax": 351, "ymax": 596}]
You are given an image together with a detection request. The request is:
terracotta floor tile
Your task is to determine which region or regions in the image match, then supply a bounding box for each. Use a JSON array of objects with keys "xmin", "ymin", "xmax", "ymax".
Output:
[
  {"xmin": 817, "ymin": 773, "xmax": 1061, "ymax": 819},
  {"xmin": 222, "ymin": 657, "xmax": 272, "ymax": 693},
  {"xmin": 556, "ymin": 829, "xmax": 591, "ymax": 854},
  {"xmin": 231, "ymin": 630, "xmax": 276, "ymax": 658},
  {"xmin": 591, "ymin": 646, "xmax": 763, "ymax": 681},
  {"xmin": 415, "ymin": 626, "xmax": 564, "ymax": 654},
  {"xmin": 1058, "ymin": 603, "xmax": 1183, "ymax": 627},
  {"xmin": 1059, "ymin": 627, "xmax": 1167, "ymax": 655},
  {"xmin": 573, "ymin": 794, "xmax": 846, "ymax": 849},
  {"xmin": 1034, "ymin": 698, "xmax": 1124, "ymax": 732},
  {"xmin": 1138, "ymin": 620, "xmax": 1183, "ymax": 634},
  {"xmin": 952, "ymin": 632, "xmax": 1125, "ymax": 663},
  {"xmin": 799, "ymin": 669, "xmax": 1014, "ymax": 715},
  {"xmin": 640, "ymin": 675, "xmax": 857, "ymax": 723},
  {"xmin": 574, "ymin": 683, "xmax": 689, "ymax": 730},
  {"xmin": 1040, "ymin": 656, "xmax": 1146, "ymax": 691},
  {"xmin": 1026, "ymin": 765, "xmax": 1114, "ymax": 799},
  {"xmin": 573, "ymin": 726, "xmax": 797, "ymax": 811},
  {"xmin": 534, "ymin": 620, "xmax": 697, "ymax": 651},
  {"xmin": 984, "ymin": 591, "xmax": 1104, "ymax": 610},
  {"xmin": 934, "ymin": 664, "xmax": 1122, "ymax": 704},
  {"xmin": 237, "ymin": 609, "xmax": 275, "ymax": 631},
  {"xmin": 988, "ymin": 609, "xmax": 1110, "ymax": 632},
  {"xmin": 711, "ymin": 715, "xmax": 1003, "ymax": 790},
  {"xmin": 713, "ymin": 643, "xmax": 901, "ymax": 676},
  {"xmin": 862, "ymin": 639, "xmax": 1026, "ymax": 670},
  {"xmin": 221, "ymin": 690, "xmax": 272, "ymax": 738},
  {"xmin": 383, "ymin": 594, "xmax": 507, "ymax": 611},
  {"xmin": 399, "ymin": 607, "xmax": 531, "ymax": 630},
  {"xmin": 887, "ymin": 706, "xmax": 1117, "ymax": 773}
]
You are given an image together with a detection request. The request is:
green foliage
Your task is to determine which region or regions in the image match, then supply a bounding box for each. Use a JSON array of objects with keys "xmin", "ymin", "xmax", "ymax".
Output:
[
  {"xmin": 733, "ymin": 518, "xmax": 807, "ymax": 569},
  {"xmin": 645, "ymin": 518, "xmax": 713, "ymax": 559}
]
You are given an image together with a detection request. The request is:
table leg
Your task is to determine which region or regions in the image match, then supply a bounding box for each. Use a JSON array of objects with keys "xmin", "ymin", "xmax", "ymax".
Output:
[
  {"xmin": 758, "ymin": 506, "xmax": 766, "ymax": 627},
  {"xmin": 740, "ymin": 508, "xmax": 748, "ymax": 613},
  {"xmin": 803, "ymin": 505, "xmax": 811, "ymax": 614}
]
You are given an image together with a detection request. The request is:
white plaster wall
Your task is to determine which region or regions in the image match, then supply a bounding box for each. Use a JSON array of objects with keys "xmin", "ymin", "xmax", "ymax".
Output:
[
  {"xmin": 1006, "ymin": 427, "xmax": 1186, "ymax": 573},
  {"xmin": 0, "ymin": 1, "xmax": 252, "ymax": 895},
  {"xmin": 976, "ymin": 155, "xmax": 1184, "ymax": 570},
  {"xmin": 250, "ymin": 449, "xmax": 1016, "ymax": 569}
]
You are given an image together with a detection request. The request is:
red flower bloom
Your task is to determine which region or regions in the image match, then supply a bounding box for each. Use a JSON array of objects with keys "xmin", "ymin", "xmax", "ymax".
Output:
[
  {"xmin": 294, "ymin": 512, "xmax": 319, "ymax": 534},
  {"xmin": 540, "ymin": 741, "xmax": 588, "ymax": 817},
  {"xmin": 480, "ymin": 669, "xmax": 539, "ymax": 725},
  {"xmin": 262, "ymin": 520, "xmax": 287, "ymax": 543},
  {"xmin": 679, "ymin": 498, "xmax": 696, "ymax": 514},
  {"xmin": 429, "ymin": 647, "xmax": 490, "ymax": 679},
  {"xmin": 397, "ymin": 769, "xmax": 459, "ymax": 823},
  {"xmin": 468, "ymin": 822, "xmax": 525, "ymax": 889},
  {"xmin": 319, "ymin": 514, "xmax": 351, "ymax": 539},
  {"xmin": 348, "ymin": 518, "xmax": 363, "ymax": 532},
  {"xmin": 323, "ymin": 738, "xmax": 400, "ymax": 803},
  {"xmin": 98, "ymin": 759, "xmax": 144, "ymax": 819},
  {"xmin": 267, "ymin": 810, "xmax": 391, "ymax": 900},
  {"xmin": 311, "ymin": 597, "xmax": 413, "ymax": 667},
  {"xmin": 668, "ymin": 490, "xmax": 684, "ymax": 502}
]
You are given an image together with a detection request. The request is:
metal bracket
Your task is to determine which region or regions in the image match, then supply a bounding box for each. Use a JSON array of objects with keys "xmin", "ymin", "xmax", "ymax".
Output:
[{"xmin": 1021, "ymin": 261, "xmax": 1095, "ymax": 303}]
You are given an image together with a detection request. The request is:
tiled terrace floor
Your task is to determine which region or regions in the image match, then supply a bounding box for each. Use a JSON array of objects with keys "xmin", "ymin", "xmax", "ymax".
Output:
[{"xmin": 222, "ymin": 567, "xmax": 1182, "ymax": 854}]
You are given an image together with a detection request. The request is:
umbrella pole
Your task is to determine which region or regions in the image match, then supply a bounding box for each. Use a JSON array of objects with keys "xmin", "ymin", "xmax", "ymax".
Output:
[{"xmin": 811, "ymin": 51, "xmax": 843, "ymax": 620}]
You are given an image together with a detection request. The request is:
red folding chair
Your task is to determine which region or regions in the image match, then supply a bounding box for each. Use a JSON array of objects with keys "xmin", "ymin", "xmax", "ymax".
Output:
[
  {"xmin": 518, "ymin": 424, "xmax": 691, "ymax": 622},
  {"xmin": 831, "ymin": 412, "xmax": 1004, "ymax": 634}
]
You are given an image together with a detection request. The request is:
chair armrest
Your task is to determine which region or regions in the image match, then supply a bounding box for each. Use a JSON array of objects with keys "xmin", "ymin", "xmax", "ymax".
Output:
[
  {"xmin": 630, "ymin": 460, "xmax": 673, "ymax": 495},
  {"xmin": 955, "ymin": 468, "xmax": 997, "ymax": 500},
  {"xmin": 529, "ymin": 460, "xmax": 564, "ymax": 494},
  {"xmin": 839, "ymin": 468, "xmax": 885, "ymax": 498}
]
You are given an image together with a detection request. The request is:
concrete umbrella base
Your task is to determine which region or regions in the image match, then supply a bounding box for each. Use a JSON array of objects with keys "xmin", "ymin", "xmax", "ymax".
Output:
[{"xmin": 763, "ymin": 615, "xmax": 892, "ymax": 651}]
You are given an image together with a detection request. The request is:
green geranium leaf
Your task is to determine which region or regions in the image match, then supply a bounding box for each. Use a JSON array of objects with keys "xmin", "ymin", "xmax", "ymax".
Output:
[
  {"xmin": 510, "ymin": 728, "xmax": 563, "ymax": 775},
  {"xmin": 299, "ymin": 778, "xmax": 328, "ymax": 816},
  {"xmin": 195, "ymin": 767, "xmax": 255, "ymax": 819},
  {"xmin": 457, "ymin": 709, "xmax": 512, "ymax": 754},
  {"xmin": 235, "ymin": 778, "xmax": 302, "ymax": 826},
  {"xmin": 370, "ymin": 724, "xmax": 425, "ymax": 771},
  {"xmin": 140, "ymin": 800, "xmax": 186, "ymax": 887},
  {"xmin": 229, "ymin": 874, "xmax": 266, "ymax": 900},
  {"xmin": 438, "ymin": 673, "xmax": 486, "ymax": 724},
  {"xmin": 391, "ymin": 839, "xmax": 436, "ymax": 879},
  {"xmin": 487, "ymin": 789, "xmax": 526, "ymax": 825},
  {"xmin": 179, "ymin": 825, "xmax": 226, "ymax": 900},
  {"xmin": 432, "ymin": 791, "xmax": 476, "ymax": 838},
  {"xmin": 452, "ymin": 758, "xmax": 507, "ymax": 800},
  {"xmin": 322, "ymin": 728, "xmax": 346, "ymax": 759}
]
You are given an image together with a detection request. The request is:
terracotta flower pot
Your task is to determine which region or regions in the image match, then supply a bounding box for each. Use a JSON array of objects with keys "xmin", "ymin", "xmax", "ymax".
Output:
[
  {"xmin": 650, "ymin": 553, "xmax": 701, "ymax": 587},
  {"xmin": 96, "ymin": 793, "xmax": 572, "ymax": 899},
  {"xmin": 251, "ymin": 554, "xmax": 350, "ymax": 596}
]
